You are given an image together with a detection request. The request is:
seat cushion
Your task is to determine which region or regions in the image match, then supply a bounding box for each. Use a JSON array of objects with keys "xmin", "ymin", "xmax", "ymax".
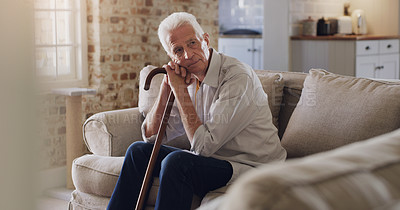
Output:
[
  {"xmin": 281, "ymin": 69, "xmax": 400, "ymax": 158},
  {"xmin": 72, "ymin": 154, "xmax": 214, "ymax": 208},
  {"xmin": 72, "ymin": 155, "xmax": 124, "ymax": 197}
]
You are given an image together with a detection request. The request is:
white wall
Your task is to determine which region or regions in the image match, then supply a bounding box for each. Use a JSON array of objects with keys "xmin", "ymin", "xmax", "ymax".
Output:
[
  {"xmin": 350, "ymin": 0, "xmax": 399, "ymax": 35},
  {"xmin": 263, "ymin": 0, "xmax": 289, "ymax": 71}
]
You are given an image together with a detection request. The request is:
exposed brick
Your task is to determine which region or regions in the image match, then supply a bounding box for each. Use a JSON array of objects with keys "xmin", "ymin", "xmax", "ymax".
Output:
[
  {"xmin": 137, "ymin": 8, "xmax": 150, "ymax": 15},
  {"xmin": 141, "ymin": 36, "xmax": 148, "ymax": 43},
  {"xmin": 122, "ymin": 54, "xmax": 130, "ymax": 61},
  {"xmin": 100, "ymin": 55, "xmax": 105, "ymax": 63},
  {"xmin": 87, "ymin": 15, "xmax": 93, "ymax": 23},
  {"xmin": 110, "ymin": 64, "xmax": 124, "ymax": 71},
  {"xmin": 88, "ymin": 45, "xmax": 95, "ymax": 52},
  {"xmin": 108, "ymin": 83, "xmax": 115, "ymax": 90},
  {"xmin": 110, "ymin": 16, "xmax": 119, "ymax": 24},
  {"xmin": 113, "ymin": 54, "xmax": 121, "ymax": 61},
  {"xmin": 112, "ymin": 73, "xmax": 118, "ymax": 81},
  {"xmin": 129, "ymin": 72, "xmax": 137, "ymax": 80},
  {"xmin": 145, "ymin": 0, "xmax": 153, "ymax": 6},
  {"xmin": 120, "ymin": 73, "xmax": 128, "ymax": 80}
]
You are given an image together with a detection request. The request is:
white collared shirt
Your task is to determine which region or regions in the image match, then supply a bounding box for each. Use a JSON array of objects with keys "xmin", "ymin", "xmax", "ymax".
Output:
[{"xmin": 142, "ymin": 49, "xmax": 287, "ymax": 181}]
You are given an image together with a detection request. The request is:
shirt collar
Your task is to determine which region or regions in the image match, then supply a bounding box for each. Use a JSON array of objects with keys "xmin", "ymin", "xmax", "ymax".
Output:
[{"xmin": 201, "ymin": 48, "xmax": 220, "ymax": 88}]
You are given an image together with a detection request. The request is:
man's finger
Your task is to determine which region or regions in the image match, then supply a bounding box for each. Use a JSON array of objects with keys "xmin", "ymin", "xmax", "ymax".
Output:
[
  {"xmin": 174, "ymin": 62, "xmax": 180, "ymax": 75},
  {"xmin": 185, "ymin": 73, "xmax": 192, "ymax": 84},
  {"xmin": 181, "ymin": 66, "xmax": 186, "ymax": 78},
  {"xmin": 168, "ymin": 61, "xmax": 175, "ymax": 70}
]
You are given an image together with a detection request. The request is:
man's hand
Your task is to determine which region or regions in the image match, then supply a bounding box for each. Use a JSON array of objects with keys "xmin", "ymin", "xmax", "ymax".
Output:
[{"xmin": 163, "ymin": 61, "xmax": 194, "ymax": 92}]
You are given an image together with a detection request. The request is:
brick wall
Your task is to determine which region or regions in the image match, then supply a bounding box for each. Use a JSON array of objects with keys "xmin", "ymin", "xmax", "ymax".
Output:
[
  {"xmin": 38, "ymin": 94, "xmax": 67, "ymax": 169},
  {"xmin": 83, "ymin": 0, "xmax": 219, "ymax": 116},
  {"xmin": 40, "ymin": 0, "xmax": 219, "ymax": 170}
]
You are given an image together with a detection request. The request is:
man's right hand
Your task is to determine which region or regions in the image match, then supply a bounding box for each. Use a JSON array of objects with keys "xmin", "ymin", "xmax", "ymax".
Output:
[{"xmin": 163, "ymin": 61, "xmax": 193, "ymax": 87}]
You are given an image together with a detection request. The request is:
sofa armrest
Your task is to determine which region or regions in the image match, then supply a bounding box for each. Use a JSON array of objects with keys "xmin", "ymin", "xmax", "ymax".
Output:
[{"xmin": 83, "ymin": 107, "xmax": 145, "ymax": 156}]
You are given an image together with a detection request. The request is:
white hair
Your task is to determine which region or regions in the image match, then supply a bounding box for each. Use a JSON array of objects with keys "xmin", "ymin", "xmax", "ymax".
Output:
[{"xmin": 158, "ymin": 12, "xmax": 205, "ymax": 55}]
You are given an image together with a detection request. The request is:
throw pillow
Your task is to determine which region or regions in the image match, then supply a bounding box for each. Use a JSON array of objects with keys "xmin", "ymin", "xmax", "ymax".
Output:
[
  {"xmin": 281, "ymin": 69, "xmax": 400, "ymax": 158},
  {"xmin": 254, "ymin": 70, "xmax": 284, "ymax": 129},
  {"xmin": 138, "ymin": 65, "xmax": 164, "ymax": 116}
]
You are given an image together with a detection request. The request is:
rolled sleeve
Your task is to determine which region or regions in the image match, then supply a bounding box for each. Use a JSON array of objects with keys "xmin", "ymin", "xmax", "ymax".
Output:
[
  {"xmin": 190, "ymin": 124, "xmax": 207, "ymax": 155},
  {"xmin": 141, "ymin": 103, "xmax": 186, "ymax": 144},
  {"xmin": 141, "ymin": 120, "xmax": 157, "ymax": 143}
]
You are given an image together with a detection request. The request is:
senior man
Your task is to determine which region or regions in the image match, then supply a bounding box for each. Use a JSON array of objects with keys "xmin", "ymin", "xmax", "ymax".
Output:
[{"xmin": 107, "ymin": 12, "xmax": 286, "ymax": 210}]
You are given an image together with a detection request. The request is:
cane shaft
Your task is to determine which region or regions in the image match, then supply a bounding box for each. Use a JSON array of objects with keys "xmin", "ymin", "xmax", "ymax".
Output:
[{"xmin": 135, "ymin": 91, "xmax": 175, "ymax": 210}]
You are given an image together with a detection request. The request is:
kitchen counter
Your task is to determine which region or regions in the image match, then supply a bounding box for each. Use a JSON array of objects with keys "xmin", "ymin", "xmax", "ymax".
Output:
[
  {"xmin": 219, "ymin": 34, "xmax": 262, "ymax": 38},
  {"xmin": 291, "ymin": 35, "xmax": 400, "ymax": 40}
]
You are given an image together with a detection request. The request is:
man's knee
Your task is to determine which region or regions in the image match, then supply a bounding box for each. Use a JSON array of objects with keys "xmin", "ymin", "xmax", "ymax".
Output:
[
  {"xmin": 126, "ymin": 141, "xmax": 153, "ymax": 157},
  {"xmin": 160, "ymin": 151, "xmax": 191, "ymax": 174}
]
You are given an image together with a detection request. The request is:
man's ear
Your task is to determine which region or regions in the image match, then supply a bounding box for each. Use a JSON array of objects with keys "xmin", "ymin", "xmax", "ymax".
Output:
[{"xmin": 203, "ymin": 33, "xmax": 210, "ymax": 47}]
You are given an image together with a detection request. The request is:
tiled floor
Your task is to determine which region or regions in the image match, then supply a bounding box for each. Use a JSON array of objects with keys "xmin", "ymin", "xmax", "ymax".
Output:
[{"xmin": 36, "ymin": 187, "xmax": 72, "ymax": 210}]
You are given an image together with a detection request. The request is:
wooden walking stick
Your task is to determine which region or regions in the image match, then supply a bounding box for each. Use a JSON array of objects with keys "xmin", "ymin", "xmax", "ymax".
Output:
[{"xmin": 135, "ymin": 67, "xmax": 175, "ymax": 210}]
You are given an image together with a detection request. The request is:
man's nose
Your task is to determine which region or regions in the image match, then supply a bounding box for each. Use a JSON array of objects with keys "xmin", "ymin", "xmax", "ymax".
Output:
[{"xmin": 183, "ymin": 48, "xmax": 194, "ymax": 59}]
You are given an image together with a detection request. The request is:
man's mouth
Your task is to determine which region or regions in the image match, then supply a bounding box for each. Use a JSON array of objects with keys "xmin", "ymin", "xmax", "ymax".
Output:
[{"xmin": 188, "ymin": 60, "xmax": 200, "ymax": 68}]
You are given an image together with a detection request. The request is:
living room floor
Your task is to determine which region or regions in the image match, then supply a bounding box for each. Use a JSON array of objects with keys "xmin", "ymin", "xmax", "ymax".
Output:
[{"xmin": 36, "ymin": 187, "xmax": 71, "ymax": 210}]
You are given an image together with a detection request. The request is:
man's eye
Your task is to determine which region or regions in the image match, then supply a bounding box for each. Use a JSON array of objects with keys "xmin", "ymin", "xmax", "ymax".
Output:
[
  {"xmin": 189, "ymin": 41, "xmax": 196, "ymax": 46},
  {"xmin": 174, "ymin": 48, "xmax": 182, "ymax": 55}
]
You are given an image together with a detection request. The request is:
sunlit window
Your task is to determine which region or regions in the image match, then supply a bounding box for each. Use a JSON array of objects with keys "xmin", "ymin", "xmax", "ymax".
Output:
[{"xmin": 34, "ymin": 0, "xmax": 87, "ymax": 89}]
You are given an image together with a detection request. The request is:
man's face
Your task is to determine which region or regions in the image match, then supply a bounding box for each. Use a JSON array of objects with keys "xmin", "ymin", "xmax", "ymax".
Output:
[{"xmin": 167, "ymin": 24, "xmax": 210, "ymax": 76}]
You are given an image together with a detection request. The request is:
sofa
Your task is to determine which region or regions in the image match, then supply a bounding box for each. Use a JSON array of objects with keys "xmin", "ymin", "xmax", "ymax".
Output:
[{"xmin": 69, "ymin": 66, "xmax": 400, "ymax": 210}]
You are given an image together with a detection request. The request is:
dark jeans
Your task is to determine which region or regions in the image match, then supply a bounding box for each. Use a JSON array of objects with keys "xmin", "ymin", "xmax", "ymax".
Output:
[{"xmin": 107, "ymin": 141, "xmax": 233, "ymax": 210}]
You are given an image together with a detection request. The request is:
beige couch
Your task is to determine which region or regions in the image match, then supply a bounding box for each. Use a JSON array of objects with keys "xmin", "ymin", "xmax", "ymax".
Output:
[{"xmin": 69, "ymin": 67, "xmax": 400, "ymax": 209}]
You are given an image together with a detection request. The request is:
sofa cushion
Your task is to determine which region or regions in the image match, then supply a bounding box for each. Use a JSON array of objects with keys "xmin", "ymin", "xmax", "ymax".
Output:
[
  {"xmin": 71, "ymin": 154, "xmax": 205, "ymax": 208},
  {"xmin": 72, "ymin": 155, "xmax": 124, "ymax": 197},
  {"xmin": 198, "ymin": 128, "xmax": 400, "ymax": 210},
  {"xmin": 254, "ymin": 70, "xmax": 284, "ymax": 129},
  {"xmin": 281, "ymin": 69, "xmax": 400, "ymax": 158}
]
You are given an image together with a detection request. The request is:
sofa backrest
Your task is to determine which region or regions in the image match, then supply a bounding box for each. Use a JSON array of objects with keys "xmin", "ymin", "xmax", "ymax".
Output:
[
  {"xmin": 139, "ymin": 66, "xmax": 308, "ymax": 141},
  {"xmin": 254, "ymin": 70, "xmax": 307, "ymax": 139}
]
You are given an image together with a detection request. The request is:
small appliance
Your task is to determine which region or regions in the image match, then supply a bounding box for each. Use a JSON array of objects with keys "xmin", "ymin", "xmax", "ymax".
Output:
[
  {"xmin": 351, "ymin": 9, "xmax": 368, "ymax": 34},
  {"xmin": 317, "ymin": 17, "xmax": 330, "ymax": 36},
  {"xmin": 337, "ymin": 16, "xmax": 352, "ymax": 34}
]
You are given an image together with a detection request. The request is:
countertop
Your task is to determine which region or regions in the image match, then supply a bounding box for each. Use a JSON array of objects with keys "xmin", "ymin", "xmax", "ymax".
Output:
[
  {"xmin": 291, "ymin": 35, "xmax": 400, "ymax": 40},
  {"xmin": 219, "ymin": 34, "xmax": 262, "ymax": 38}
]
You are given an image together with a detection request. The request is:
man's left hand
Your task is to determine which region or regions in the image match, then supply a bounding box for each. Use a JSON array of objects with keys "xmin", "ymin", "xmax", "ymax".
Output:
[{"xmin": 163, "ymin": 61, "xmax": 194, "ymax": 92}]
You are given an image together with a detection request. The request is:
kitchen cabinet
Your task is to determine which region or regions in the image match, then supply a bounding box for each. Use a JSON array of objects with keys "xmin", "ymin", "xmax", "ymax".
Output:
[
  {"xmin": 218, "ymin": 37, "xmax": 263, "ymax": 69},
  {"xmin": 291, "ymin": 36, "xmax": 400, "ymax": 80},
  {"xmin": 356, "ymin": 40, "xmax": 399, "ymax": 79}
]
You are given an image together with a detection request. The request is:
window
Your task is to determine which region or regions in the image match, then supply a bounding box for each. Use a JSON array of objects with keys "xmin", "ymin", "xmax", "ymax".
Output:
[{"xmin": 34, "ymin": 0, "xmax": 87, "ymax": 89}]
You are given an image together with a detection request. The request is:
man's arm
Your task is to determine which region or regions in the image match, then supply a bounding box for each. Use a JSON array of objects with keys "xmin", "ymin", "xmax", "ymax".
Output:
[
  {"xmin": 173, "ymin": 85, "xmax": 202, "ymax": 143},
  {"xmin": 165, "ymin": 64, "xmax": 202, "ymax": 144}
]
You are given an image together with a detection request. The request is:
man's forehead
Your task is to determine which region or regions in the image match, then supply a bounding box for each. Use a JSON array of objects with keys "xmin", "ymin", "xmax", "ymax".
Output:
[{"xmin": 168, "ymin": 24, "xmax": 198, "ymax": 45}]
